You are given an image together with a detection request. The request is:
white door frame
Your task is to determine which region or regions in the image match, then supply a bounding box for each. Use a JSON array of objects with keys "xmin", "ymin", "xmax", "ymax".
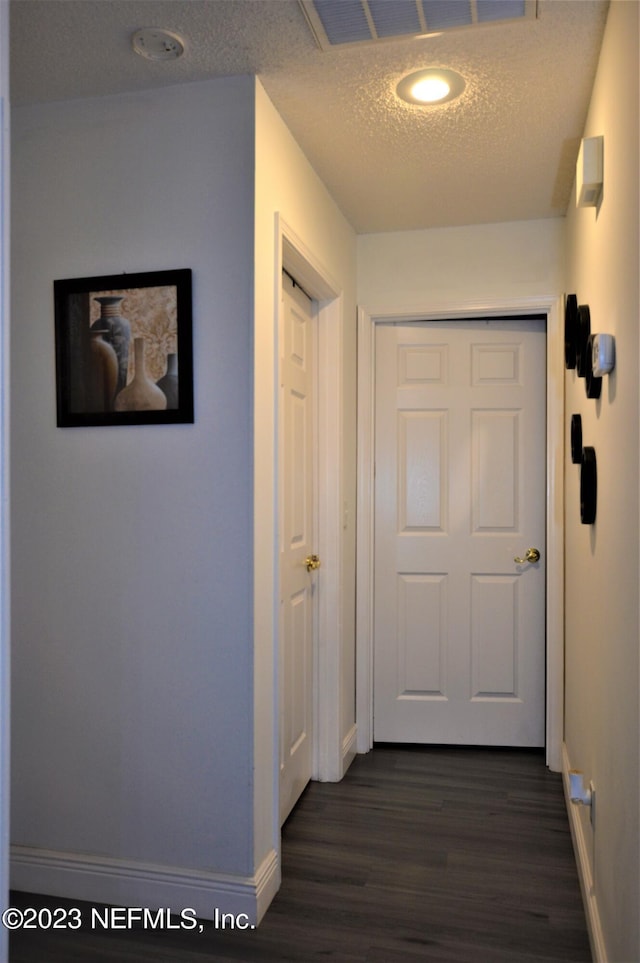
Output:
[
  {"xmin": 0, "ymin": 4, "xmax": 10, "ymax": 959},
  {"xmin": 356, "ymin": 296, "xmax": 564, "ymax": 772},
  {"xmin": 276, "ymin": 215, "xmax": 345, "ymax": 784}
]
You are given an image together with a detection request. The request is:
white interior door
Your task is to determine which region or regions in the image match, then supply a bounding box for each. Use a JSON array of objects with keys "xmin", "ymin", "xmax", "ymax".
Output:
[
  {"xmin": 374, "ymin": 320, "xmax": 546, "ymax": 746},
  {"xmin": 279, "ymin": 272, "xmax": 317, "ymax": 823}
]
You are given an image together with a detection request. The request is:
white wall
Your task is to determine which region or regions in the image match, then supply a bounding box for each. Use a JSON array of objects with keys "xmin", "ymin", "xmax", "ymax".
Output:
[
  {"xmin": 358, "ymin": 218, "xmax": 565, "ymax": 311},
  {"xmin": 10, "ymin": 77, "xmax": 260, "ymax": 914},
  {"xmin": 9, "ymin": 73, "xmax": 359, "ymax": 924},
  {"xmin": 253, "ymin": 79, "xmax": 357, "ymax": 873},
  {"xmin": 563, "ymin": 2, "xmax": 639, "ymax": 960}
]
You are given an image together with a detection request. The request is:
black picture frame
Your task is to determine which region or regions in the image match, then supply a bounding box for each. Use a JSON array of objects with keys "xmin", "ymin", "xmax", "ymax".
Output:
[
  {"xmin": 575, "ymin": 304, "xmax": 591, "ymax": 379},
  {"xmin": 564, "ymin": 293, "xmax": 578, "ymax": 370},
  {"xmin": 570, "ymin": 414, "xmax": 583, "ymax": 464},
  {"xmin": 580, "ymin": 446, "xmax": 597, "ymax": 525},
  {"xmin": 54, "ymin": 269, "xmax": 193, "ymax": 427}
]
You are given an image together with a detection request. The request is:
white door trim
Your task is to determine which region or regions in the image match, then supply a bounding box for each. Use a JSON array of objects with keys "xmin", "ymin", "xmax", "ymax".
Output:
[
  {"xmin": 356, "ymin": 296, "xmax": 564, "ymax": 771},
  {"xmin": 276, "ymin": 215, "xmax": 345, "ymax": 784},
  {"xmin": 0, "ymin": 5, "xmax": 9, "ymax": 959}
]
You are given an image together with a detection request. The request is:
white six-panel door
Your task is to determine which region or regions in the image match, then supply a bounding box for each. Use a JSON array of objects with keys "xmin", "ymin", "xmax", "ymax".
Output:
[
  {"xmin": 374, "ymin": 320, "xmax": 546, "ymax": 746},
  {"xmin": 279, "ymin": 273, "xmax": 316, "ymax": 823}
]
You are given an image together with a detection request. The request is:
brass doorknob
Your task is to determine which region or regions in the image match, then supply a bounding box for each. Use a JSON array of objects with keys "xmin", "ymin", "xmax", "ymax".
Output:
[
  {"xmin": 305, "ymin": 554, "xmax": 321, "ymax": 572},
  {"xmin": 514, "ymin": 548, "xmax": 541, "ymax": 564}
]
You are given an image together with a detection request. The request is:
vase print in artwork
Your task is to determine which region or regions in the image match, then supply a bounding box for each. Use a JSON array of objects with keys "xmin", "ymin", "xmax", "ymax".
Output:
[
  {"xmin": 114, "ymin": 337, "xmax": 167, "ymax": 411},
  {"xmin": 156, "ymin": 353, "xmax": 179, "ymax": 408},
  {"xmin": 86, "ymin": 330, "xmax": 118, "ymax": 412},
  {"xmin": 91, "ymin": 296, "xmax": 131, "ymax": 393}
]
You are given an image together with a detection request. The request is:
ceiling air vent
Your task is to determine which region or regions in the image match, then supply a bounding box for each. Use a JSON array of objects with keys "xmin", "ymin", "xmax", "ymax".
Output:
[{"xmin": 300, "ymin": 0, "xmax": 537, "ymax": 49}]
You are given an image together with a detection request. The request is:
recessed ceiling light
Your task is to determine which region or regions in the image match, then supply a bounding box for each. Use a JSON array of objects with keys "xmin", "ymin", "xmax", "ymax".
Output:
[
  {"xmin": 132, "ymin": 28, "xmax": 185, "ymax": 61},
  {"xmin": 396, "ymin": 68, "xmax": 465, "ymax": 106}
]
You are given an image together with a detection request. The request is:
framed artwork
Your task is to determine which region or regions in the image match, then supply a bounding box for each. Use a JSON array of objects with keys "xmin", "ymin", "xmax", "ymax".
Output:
[{"xmin": 54, "ymin": 268, "xmax": 193, "ymax": 427}]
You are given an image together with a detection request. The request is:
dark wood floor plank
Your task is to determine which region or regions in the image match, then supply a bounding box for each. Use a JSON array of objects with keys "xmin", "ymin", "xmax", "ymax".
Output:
[{"xmin": 9, "ymin": 747, "xmax": 591, "ymax": 962}]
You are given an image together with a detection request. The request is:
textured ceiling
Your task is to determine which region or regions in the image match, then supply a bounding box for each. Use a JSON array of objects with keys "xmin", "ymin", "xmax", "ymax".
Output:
[{"xmin": 9, "ymin": 0, "xmax": 609, "ymax": 233}]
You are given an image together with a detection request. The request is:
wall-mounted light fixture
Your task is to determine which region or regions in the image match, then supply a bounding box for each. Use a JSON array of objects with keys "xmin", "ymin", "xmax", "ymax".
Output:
[
  {"xmin": 396, "ymin": 68, "xmax": 465, "ymax": 106},
  {"xmin": 576, "ymin": 135, "xmax": 603, "ymax": 207}
]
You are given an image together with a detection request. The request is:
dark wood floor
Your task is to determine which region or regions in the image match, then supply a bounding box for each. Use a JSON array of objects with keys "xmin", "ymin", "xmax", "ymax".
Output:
[{"xmin": 9, "ymin": 746, "xmax": 591, "ymax": 962}]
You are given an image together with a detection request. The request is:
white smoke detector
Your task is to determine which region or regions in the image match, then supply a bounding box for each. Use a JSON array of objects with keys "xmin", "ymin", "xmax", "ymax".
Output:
[{"xmin": 132, "ymin": 28, "xmax": 185, "ymax": 61}]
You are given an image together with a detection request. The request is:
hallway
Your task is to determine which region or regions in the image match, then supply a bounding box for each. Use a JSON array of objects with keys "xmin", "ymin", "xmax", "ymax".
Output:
[{"xmin": 10, "ymin": 746, "xmax": 590, "ymax": 962}]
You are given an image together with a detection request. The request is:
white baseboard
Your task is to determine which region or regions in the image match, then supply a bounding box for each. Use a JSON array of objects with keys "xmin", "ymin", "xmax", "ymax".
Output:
[
  {"xmin": 10, "ymin": 845, "xmax": 280, "ymax": 926},
  {"xmin": 341, "ymin": 724, "xmax": 357, "ymax": 777},
  {"xmin": 254, "ymin": 848, "xmax": 280, "ymax": 923},
  {"xmin": 562, "ymin": 743, "xmax": 606, "ymax": 962}
]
